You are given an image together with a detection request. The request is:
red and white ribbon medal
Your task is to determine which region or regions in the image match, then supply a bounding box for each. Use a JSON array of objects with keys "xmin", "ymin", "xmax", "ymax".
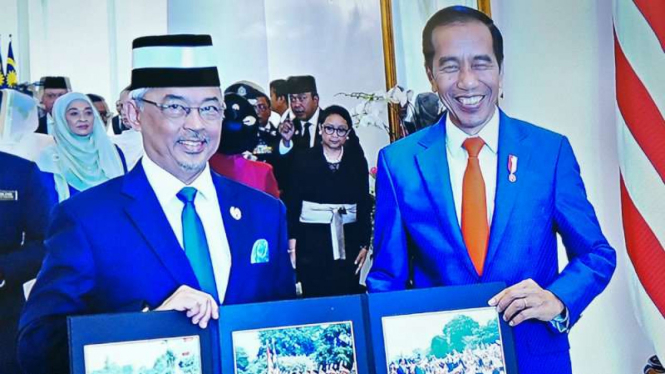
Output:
[{"xmin": 508, "ymin": 155, "xmax": 518, "ymax": 183}]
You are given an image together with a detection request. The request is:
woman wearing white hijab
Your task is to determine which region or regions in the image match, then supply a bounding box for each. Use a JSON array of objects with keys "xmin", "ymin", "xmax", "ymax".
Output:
[
  {"xmin": 0, "ymin": 89, "xmax": 54, "ymax": 161},
  {"xmin": 36, "ymin": 92, "xmax": 127, "ymax": 203}
]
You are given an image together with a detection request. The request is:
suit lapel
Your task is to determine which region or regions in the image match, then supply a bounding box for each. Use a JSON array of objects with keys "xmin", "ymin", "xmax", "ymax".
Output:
[
  {"xmin": 121, "ymin": 163, "xmax": 199, "ymax": 288},
  {"xmin": 212, "ymin": 174, "xmax": 246, "ymax": 300},
  {"xmin": 484, "ymin": 111, "xmax": 531, "ymax": 273},
  {"xmin": 414, "ymin": 119, "xmax": 476, "ymax": 277}
]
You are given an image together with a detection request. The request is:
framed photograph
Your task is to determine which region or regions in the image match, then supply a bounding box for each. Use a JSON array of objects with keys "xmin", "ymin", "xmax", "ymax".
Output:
[
  {"xmin": 367, "ymin": 283, "xmax": 519, "ymax": 374},
  {"xmin": 219, "ymin": 295, "xmax": 371, "ymax": 374},
  {"xmin": 68, "ymin": 311, "xmax": 214, "ymax": 374}
]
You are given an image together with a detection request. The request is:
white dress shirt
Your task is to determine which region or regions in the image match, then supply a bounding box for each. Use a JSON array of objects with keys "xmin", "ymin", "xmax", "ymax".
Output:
[
  {"xmin": 142, "ymin": 155, "xmax": 232, "ymax": 303},
  {"xmin": 279, "ymin": 108, "xmax": 320, "ymax": 154},
  {"xmin": 445, "ymin": 107, "xmax": 499, "ymax": 227},
  {"xmin": 110, "ymin": 129, "xmax": 144, "ymax": 171},
  {"xmin": 269, "ymin": 111, "xmax": 282, "ymax": 129}
]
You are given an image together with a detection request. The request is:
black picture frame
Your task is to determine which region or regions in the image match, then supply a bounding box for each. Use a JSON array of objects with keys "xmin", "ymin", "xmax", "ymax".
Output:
[
  {"xmin": 367, "ymin": 282, "xmax": 519, "ymax": 374},
  {"xmin": 219, "ymin": 295, "xmax": 371, "ymax": 374},
  {"xmin": 68, "ymin": 310, "xmax": 213, "ymax": 374}
]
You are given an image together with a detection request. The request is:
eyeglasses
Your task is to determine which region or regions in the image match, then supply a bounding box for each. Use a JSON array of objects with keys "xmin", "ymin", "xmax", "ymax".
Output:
[
  {"xmin": 254, "ymin": 103, "xmax": 269, "ymax": 112},
  {"xmin": 322, "ymin": 125, "xmax": 349, "ymax": 137},
  {"xmin": 138, "ymin": 98, "xmax": 223, "ymax": 122}
]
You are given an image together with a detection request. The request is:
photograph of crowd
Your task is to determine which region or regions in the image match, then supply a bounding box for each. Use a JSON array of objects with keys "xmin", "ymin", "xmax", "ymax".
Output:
[
  {"xmin": 382, "ymin": 307, "xmax": 506, "ymax": 374},
  {"xmin": 233, "ymin": 321, "xmax": 358, "ymax": 374},
  {"xmin": 83, "ymin": 335, "xmax": 202, "ymax": 374}
]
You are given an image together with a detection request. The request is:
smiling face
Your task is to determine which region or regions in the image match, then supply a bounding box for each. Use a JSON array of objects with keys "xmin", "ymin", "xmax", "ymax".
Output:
[
  {"xmin": 130, "ymin": 87, "xmax": 223, "ymax": 184},
  {"xmin": 427, "ymin": 21, "xmax": 502, "ymax": 135},
  {"xmin": 65, "ymin": 100, "xmax": 95, "ymax": 136}
]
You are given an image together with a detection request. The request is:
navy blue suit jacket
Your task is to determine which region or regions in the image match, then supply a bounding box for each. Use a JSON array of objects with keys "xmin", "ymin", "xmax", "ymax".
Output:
[
  {"xmin": 366, "ymin": 111, "xmax": 616, "ymax": 374},
  {"xmin": 18, "ymin": 162, "xmax": 295, "ymax": 373},
  {"xmin": 0, "ymin": 152, "xmax": 52, "ymax": 373}
]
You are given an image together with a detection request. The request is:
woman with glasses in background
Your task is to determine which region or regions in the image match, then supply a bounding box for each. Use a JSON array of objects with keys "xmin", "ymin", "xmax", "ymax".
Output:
[
  {"xmin": 36, "ymin": 92, "xmax": 127, "ymax": 203},
  {"xmin": 284, "ymin": 105, "xmax": 372, "ymax": 297}
]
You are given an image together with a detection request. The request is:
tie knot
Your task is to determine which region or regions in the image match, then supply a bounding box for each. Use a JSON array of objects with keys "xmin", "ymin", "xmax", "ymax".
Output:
[
  {"xmin": 463, "ymin": 137, "xmax": 485, "ymax": 157},
  {"xmin": 177, "ymin": 187, "xmax": 198, "ymax": 204}
]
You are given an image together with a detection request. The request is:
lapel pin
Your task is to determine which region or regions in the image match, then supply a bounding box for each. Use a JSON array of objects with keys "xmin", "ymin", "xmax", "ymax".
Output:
[
  {"xmin": 230, "ymin": 206, "xmax": 242, "ymax": 220},
  {"xmin": 508, "ymin": 155, "xmax": 518, "ymax": 183}
]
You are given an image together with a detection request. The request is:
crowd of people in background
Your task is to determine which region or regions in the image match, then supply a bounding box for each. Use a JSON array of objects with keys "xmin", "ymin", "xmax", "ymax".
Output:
[
  {"xmin": 0, "ymin": 70, "xmax": 383, "ymax": 371},
  {"xmin": 388, "ymin": 343, "xmax": 505, "ymax": 374},
  {"xmin": 2, "ymin": 70, "xmax": 380, "ymax": 288}
]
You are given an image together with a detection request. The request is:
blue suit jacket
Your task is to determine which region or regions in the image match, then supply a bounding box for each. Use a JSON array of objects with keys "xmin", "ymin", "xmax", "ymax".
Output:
[
  {"xmin": 366, "ymin": 111, "xmax": 616, "ymax": 374},
  {"xmin": 0, "ymin": 152, "xmax": 52, "ymax": 373},
  {"xmin": 18, "ymin": 162, "xmax": 295, "ymax": 374}
]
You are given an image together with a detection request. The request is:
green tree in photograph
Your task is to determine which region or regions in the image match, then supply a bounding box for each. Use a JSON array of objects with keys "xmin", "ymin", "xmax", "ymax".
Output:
[
  {"xmin": 472, "ymin": 318, "xmax": 500, "ymax": 346},
  {"xmin": 244, "ymin": 354, "xmax": 267, "ymax": 374},
  {"xmin": 258, "ymin": 326, "xmax": 320, "ymax": 357},
  {"xmin": 236, "ymin": 347, "xmax": 250, "ymax": 372},
  {"xmin": 313, "ymin": 323, "xmax": 355, "ymax": 369},
  {"xmin": 430, "ymin": 335, "xmax": 451, "ymax": 359},
  {"xmin": 441, "ymin": 315, "xmax": 480, "ymax": 353},
  {"xmin": 429, "ymin": 316, "xmax": 500, "ymax": 358}
]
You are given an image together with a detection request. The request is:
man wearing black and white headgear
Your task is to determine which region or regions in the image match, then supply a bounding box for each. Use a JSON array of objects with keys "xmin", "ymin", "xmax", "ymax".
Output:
[
  {"xmin": 277, "ymin": 75, "xmax": 321, "ymax": 153},
  {"xmin": 18, "ymin": 34, "xmax": 295, "ymax": 374},
  {"xmin": 35, "ymin": 76, "xmax": 71, "ymax": 134}
]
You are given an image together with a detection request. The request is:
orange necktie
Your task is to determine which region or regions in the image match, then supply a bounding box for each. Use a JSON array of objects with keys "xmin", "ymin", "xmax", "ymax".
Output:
[{"xmin": 462, "ymin": 137, "xmax": 489, "ymax": 276}]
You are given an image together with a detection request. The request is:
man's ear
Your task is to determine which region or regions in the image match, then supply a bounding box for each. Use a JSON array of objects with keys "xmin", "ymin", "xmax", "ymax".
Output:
[
  {"xmin": 426, "ymin": 66, "xmax": 437, "ymax": 92},
  {"xmin": 125, "ymin": 100, "xmax": 142, "ymax": 131}
]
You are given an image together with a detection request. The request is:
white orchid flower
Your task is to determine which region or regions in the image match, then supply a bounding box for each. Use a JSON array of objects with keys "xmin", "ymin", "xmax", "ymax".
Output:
[{"xmin": 385, "ymin": 86, "xmax": 403, "ymax": 105}]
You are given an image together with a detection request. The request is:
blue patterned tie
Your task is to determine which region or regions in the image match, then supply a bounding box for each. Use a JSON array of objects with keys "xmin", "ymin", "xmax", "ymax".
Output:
[{"xmin": 177, "ymin": 187, "xmax": 219, "ymax": 302}]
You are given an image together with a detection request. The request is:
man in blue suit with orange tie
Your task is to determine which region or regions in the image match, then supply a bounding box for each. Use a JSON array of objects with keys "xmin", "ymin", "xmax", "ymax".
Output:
[
  {"xmin": 18, "ymin": 34, "xmax": 295, "ymax": 374},
  {"xmin": 366, "ymin": 6, "xmax": 616, "ymax": 374}
]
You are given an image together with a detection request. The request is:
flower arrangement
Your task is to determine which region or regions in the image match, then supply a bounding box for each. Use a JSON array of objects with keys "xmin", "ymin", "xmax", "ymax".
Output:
[{"xmin": 336, "ymin": 86, "xmax": 414, "ymax": 138}]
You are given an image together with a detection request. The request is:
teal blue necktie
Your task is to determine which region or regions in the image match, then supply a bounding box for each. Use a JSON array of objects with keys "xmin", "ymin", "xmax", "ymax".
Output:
[{"xmin": 177, "ymin": 187, "xmax": 219, "ymax": 302}]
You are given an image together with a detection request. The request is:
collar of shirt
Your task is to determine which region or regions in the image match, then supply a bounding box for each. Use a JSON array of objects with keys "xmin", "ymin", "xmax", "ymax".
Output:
[
  {"xmin": 141, "ymin": 154, "xmax": 216, "ymax": 206},
  {"xmin": 445, "ymin": 106, "xmax": 500, "ymax": 157}
]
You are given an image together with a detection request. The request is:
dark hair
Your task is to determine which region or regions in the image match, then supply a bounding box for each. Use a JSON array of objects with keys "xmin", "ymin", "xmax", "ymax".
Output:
[
  {"xmin": 422, "ymin": 6, "xmax": 503, "ymax": 71},
  {"xmin": 320, "ymin": 105, "xmax": 353, "ymax": 129},
  {"xmin": 270, "ymin": 79, "xmax": 288, "ymax": 100},
  {"xmin": 86, "ymin": 93, "xmax": 105, "ymax": 103},
  {"xmin": 255, "ymin": 90, "xmax": 271, "ymax": 107}
]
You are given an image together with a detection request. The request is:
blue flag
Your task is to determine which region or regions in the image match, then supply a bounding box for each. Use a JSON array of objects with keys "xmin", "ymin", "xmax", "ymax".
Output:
[{"xmin": 6, "ymin": 37, "xmax": 17, "ymax": 87}]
